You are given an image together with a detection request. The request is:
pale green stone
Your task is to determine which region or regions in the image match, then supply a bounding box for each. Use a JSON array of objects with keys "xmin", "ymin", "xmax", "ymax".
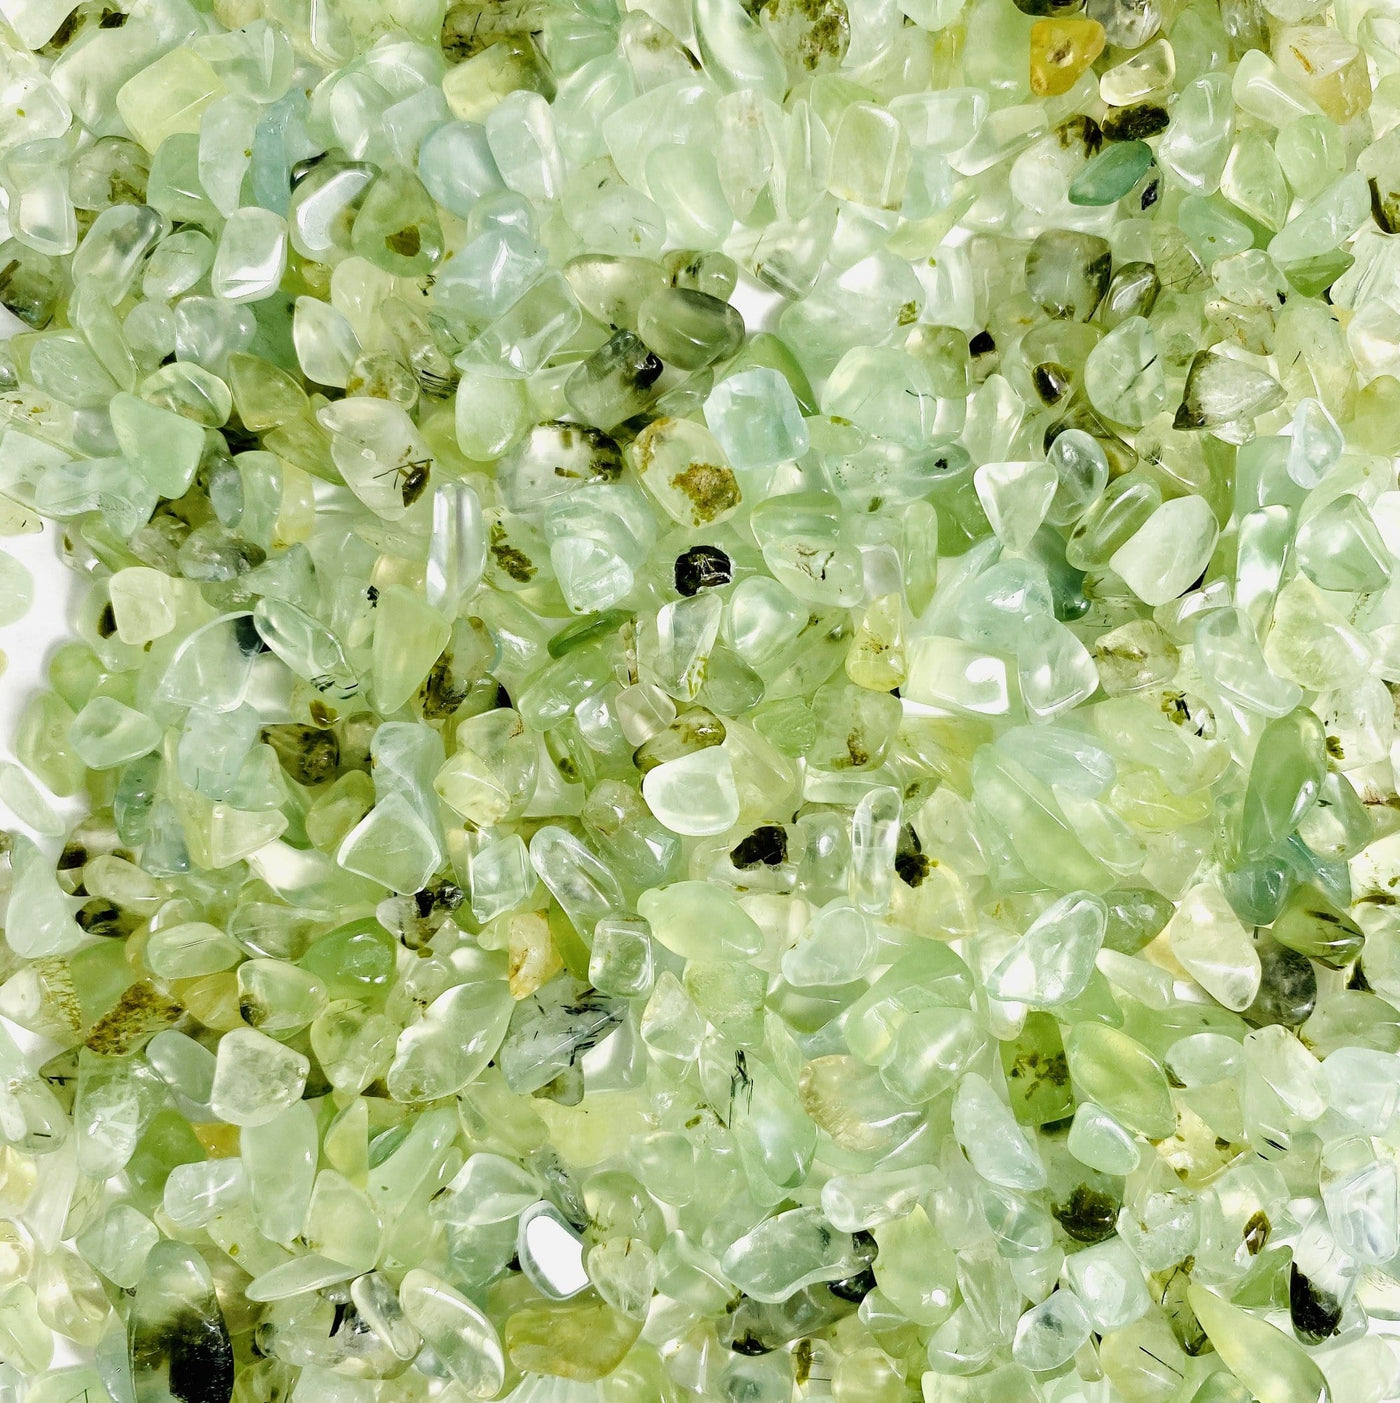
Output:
[
  {"xmin": 951, "ymin": 1072, "xmax": 1047, "ymax": 1190},
  {"xmin": 69, "ymin": 696, "xmax": 162, "ymax": 770},
  {"xmin": 337, "ymin": 792, "xmax": 443, "ymax": 894},
  {"xmin": 1241, "ymin": 708, "xmax": 1326, "ymax": 861},
  {"xmin": 370, "ymin": 585, "xmax": 451, "ymax": 715},
  {"xmin": 637, "ymin": 880, "xmax": 763, "ymax": 960},
  {"xmin": 986, "ymin": 891, "xmax": 1107, "ymax": 1007},
  {"xmin": 399, "ymin": 1268, "xmax": 505, "ymax": 1396},
  {"xmin": 418, "ymin": 121, "xmax": 504, "ymax": 216},
  {"xmin": 1068, "ymin": 140, "xmax": 1153, "ymax": 206},
  {"xmin": 0, "ymin": 0, "xmax": 1395, "ymax": 1393},
  {"xmin": 1109, "ymin": 495, "xmax": 1219, "ymax": 606},
  {"xmin": 974, "ymin": 459, "xmax": 1057, "ymax": 551},
  {"xmin": 704, "ymin": 367, "xmax": 809, "ymax": 471},
  {"xmin": 1221, "ymin": 128, "xmax": 1292, "ymax": 230},
  {"xmin": 642, "ymin": 747, "xmax": 739, "ymax": 836},
  {"xmin": 1013, "ymin": 1290, "xmax": 1092, "ymax": 1371},
  {"xmin": 872, "ymin": 1206, "xmax": 957, "ymax": 1328},
  {"xmin": 829, "ymin": 103, "xmax": 911, "ymax": 209},
  {"xmin": 0, "ymin": 762, "xmax": 63, "ymax": 837},
  {"xmin": 1178, "ymin": 194, "xmax": 1255, "ymax": 263},
  {"xmin": 1067, "ymin": 1102, "xmax": 1141, "ymax": 1175},
  {"xmin": 1167, "ymin": 882, "xmax": 1262, "ymax": 1010},
  {"xmin": 145, "ymin": 921, "xmax": 241, "ymax": 980},
  {"xmin": 694, "ymin": 0, "xmax": 787, "ymax": 99},
  {"xmin": 386, "ymin": 976, "xmax": 513, "ymax": 1101},
  {"xmin": 128, "ymin": 1242, "xmax": 232, "ymax": 1403},
  {"xmin": 1064, "ymin": 1022, "xmax": 1176, "ymax": 1138},
  {"xmin": 75, "ymin": 1206, "xmax": 159, "ymax": 1291},
  {"xmin": 1188, "ymin": 1285, "xmax": 1333, "ymax": 1403},
  {"xmin": 1296, "ymin": 494, "xmax": 1390, "ymax": 591},
  {"xmin": 972, "ymin": 746, "xmax": 1113, "ymax": 893},
  {"xmin": 240, "ymin": 1101, "xmax": 317, "ymax": 1244},
  {"xmin": 352, "ymin": 167, "xmax": 444, "ymax": 277},
  {"xmin": 1084, "ymin": 316, "xmax": 1165, "ymax": 428},
  {"xmin": 460, "ymin": 271, "xmax": 583, "ymax": 377},
  {"xmin": 109, "ymin": 391, "xmax": 205, "ymax": 497},
  {"xmin": 210, "ymin": 206, "xmax": 287, "ymax": 302},
  {"xmin": 116, "ymin": 49, "xmax": 226, "ymax": 154},
  {"xmin": 722, "ymin": 1207, "xmax": 861, "ymax": 1303},
  {"xmin": 208, "ymin": 1027, "xmax": 308, "ymax": 1127}
]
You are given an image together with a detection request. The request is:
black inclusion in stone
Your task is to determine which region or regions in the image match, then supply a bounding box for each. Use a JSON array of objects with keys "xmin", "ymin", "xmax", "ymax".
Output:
[
  {"xmin": 826, "ymin": 1265, "xmax": 877, "ymax": 1302},
  {"xmin": 58, "ymin": 841, "xmax": 88, "ymax": 870},
  {"xmin": 1102, "ymin": 103, "xmax": 1170, "ymax": 141},
  {"xmin": 674, "ymin": 544, "xmax": 732, "ymax": 597},
  {"xmin": 636, "ymin": 348, "xmax": 664, "ymax": 388},
  {"xmin": 76, "ymin": 897, "xmax": 136, "ymax": 939},
  {"xmin": 1057, "ymin": 114, "xmax": 1102, "ymax": 155},
  {"xmin": 1052, "ymin": 1184, "xmax": 1120, "ymax": 1243},
  {"xmin": 261, "ymin": 723, "xmax": 340, "ymax": 786},
  {"xmin": 233, "ymin": 612, "xmax": 269, "ymax": 655},
  {"xmin": 1290, "ymin": 1264, "xmax": 1343, "ymax": 1344},
  {"xmin": 1243, "ymin": 1210, "xmax": 1271, "ymax": 1255},
  {"xmin": 221, "ymin": 423, "xmax": 261, "ymax": 456},
  {"xmin": 165, "ymin": 1310, "xmax": 235, "ymax": 1403},
  {"xmin": 1033, "ymin": 361, "xmax": 1073, "ymax": 404},
  {"xmin": 729, "ymin": 1332, "xmax": 770, "ymax": 1356},
  {"xmin": 1242, "ymin": 938, "xmax": 1316, "ymax": 1029},
  {"xmin": 894, "ymin": 823, "xmax": 929, "ymax": 887},
  {"xmin": 731, "ymin": 825, "xmax": 788, "ymax": 868}
]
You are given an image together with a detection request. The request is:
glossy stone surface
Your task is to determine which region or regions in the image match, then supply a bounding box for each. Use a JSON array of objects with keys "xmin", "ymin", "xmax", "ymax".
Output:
[{"xmin": 0, "ymin": 0, "xmax": 1394, "ymax": 1399}]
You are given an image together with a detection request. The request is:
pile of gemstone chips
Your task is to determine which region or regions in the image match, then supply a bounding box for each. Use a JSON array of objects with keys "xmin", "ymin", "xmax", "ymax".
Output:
[{"xmin": 3, "ymin": 0, "xmax": 1400, "ymax": 1398}]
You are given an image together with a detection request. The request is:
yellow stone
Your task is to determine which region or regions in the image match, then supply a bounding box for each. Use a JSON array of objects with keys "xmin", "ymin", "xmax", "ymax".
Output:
[
  {"xmin": 190, "ymin": 1123, "xmax": 241, "ymax": 1158},
  {"xmin": 507, "ymin": 911, "xmax": 564, "ymax": 999},
  {"xmin": 1274, "ymin": 25, "xmax": 1371, "ymax": 123},
  {"xmin": 1030, "ymin": 18, "xmax": 1107, "ymax": 97}
]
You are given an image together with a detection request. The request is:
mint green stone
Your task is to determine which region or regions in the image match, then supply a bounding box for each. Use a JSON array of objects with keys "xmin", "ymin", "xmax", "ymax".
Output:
[
  {"xmin": 69, "ymin": 696, "xmax": 162, "ymax": 770},
  {"xmin": 1068, "ymin": 141, "xmax": 1153, "ymax": 206},
  {"xmin": 1240, "ymin": 708, "xmax": 1326, "ymax": 860},
  {"xmin": 352, "ymin": 167, "xmax": 445, "ymax": 277},
  {"xmin": 109, "ymin": 391, "xmax": 205, "ymax": 498}
]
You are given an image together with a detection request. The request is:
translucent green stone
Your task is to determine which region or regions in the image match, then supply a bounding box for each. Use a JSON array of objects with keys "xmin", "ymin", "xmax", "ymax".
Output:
[
  {"xmin": 636, "ymin": 287, "xmax": 744, "ymax": 370},
  {"xmin": 505, "ymin": 1293, "xmax": 641, "ymax": 1382},
  {"xmin": 1188, "ymin": 1285, "xmax": 1332, "ymax": 1403},
  {"xmin": 1069, "ymin": 140, "xmax": 1153, "ymax": 205},
  {"xmin": 704, "ymin": 367, "xmax": 810, "ymax": 471},
  {"xmin": 1241, "ymin": 708, "xmax": 1326, "ymax": 860},
  {"xmin": 69, "ymin": 696, "xmax": 162, "ymax": 770},
  {"xmin": 1000, "ymin": 1013, "xmax": 1075, "ymax": 1126},
  {"xmin": 370, "ymin": 585, "xmax": 452, "ymax": 715},
  {"xmin": 128, "ymin": 1241, "xmax": 233, "ymax": 1403},
  {"xmin": 352, "ymin": 167, "xmax": 445, "ymax": 277},
  {"xmin": 1064, "ymin": 1022, "xmax": 1176, "ymax": 1139},
  {"xmin": 0, "ymin": 0, "xmax": 1395, "ymax": 1393},
  {"xmin": 1270, "ymin": 884, "xmax": 1364, "ymax": 970}
]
